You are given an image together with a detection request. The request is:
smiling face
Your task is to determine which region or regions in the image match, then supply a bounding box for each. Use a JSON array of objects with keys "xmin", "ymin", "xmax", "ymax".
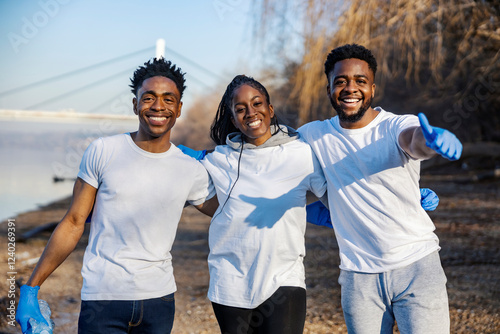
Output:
[
  {"xmin": 230, "ymin": 84, "xmax": 274, "ymax": 146},
  {"xmin": 133, "ymin": 76, "xmax": 182, "ymax": 142},
  {"xmin": 327, "ymin": 58, "xmax": 377, "ymax": 129}
]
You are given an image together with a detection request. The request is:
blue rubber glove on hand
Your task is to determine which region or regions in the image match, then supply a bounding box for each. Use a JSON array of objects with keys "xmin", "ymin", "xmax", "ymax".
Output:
[
  {"xmin": 16, "ymin": 285, "xmax": 48, "ymax": 333},
  {"xmin": 306, "ymin": 201, "xmax": 332, "ymax": 228},
  {"xmin": 420, "ymin": 188, "xmax": 439, "ymax": 211},
  {"xmin": 418, "ymin": 113, "xmax": 462, "ymax": 161},
  {"xmin": 307, "ymin": 188, "xmax": 440, "ymax": 228},
  {"xmin": 177, "ymin": 144, "xmax": 207, "ymax": 161}
]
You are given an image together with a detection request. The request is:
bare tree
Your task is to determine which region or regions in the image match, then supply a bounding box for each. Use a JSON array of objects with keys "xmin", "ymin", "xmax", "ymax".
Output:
[
  {"xmin": 252, "ymin": 0, "xmax": 500, "ymax": 141},
  {"xmin": 172, "ymin": 90, "xmax": 220, "ymax": 150}
]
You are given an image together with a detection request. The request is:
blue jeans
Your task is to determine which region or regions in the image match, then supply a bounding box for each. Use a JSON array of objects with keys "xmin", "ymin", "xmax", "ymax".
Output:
[{"xmin": 78, "ymin": 293, "xmax": 175, "ymax": 333}]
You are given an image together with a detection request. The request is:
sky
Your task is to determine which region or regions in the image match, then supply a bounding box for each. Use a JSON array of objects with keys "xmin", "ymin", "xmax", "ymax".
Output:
[{"xmin": 0, "ymin": 0, "xmax": 267, "ymax": 116}]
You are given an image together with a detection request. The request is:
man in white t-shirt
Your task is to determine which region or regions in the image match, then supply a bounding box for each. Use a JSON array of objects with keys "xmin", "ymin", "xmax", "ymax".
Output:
[
  {"xmin": 16, "ymin": 58, "xmax": 218, "ymax": 333},
  {"xmin": 298, "ymin": 44, "xmax": 462, "ymax": 334}
]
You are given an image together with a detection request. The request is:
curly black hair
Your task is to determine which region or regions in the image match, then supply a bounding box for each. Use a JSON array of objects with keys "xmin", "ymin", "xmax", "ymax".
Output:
[
  {"xmin": 129, "ymin": 58, "xmax": 186, "ymax": 99},
  {"xmin": 210, "ymin": 74, "xmax": 279, "ymax": 145},
  {"xmin": 324, "ymin": 44, "xmax": 378, "ymax": 78}
]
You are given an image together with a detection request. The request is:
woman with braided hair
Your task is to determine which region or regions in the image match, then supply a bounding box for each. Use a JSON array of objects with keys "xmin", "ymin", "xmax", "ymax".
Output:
[{"xmin": 195, "ymin": 74, "xmax": 327, "ymax": 333}]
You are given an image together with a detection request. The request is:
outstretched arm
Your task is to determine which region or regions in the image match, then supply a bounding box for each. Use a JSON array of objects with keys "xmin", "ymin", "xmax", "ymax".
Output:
[{"xmin": 399, "ymin": 113, "xmax": 462, "ymax": 161}]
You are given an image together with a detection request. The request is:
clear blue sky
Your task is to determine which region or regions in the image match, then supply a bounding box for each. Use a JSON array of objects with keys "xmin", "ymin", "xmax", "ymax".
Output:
[{"xmin": 0, "ymin": 0, "xmax": 264, "ymax": 115}]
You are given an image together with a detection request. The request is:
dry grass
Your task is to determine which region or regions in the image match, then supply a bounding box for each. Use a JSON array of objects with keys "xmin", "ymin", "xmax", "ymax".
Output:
[{"xmin": 251, "ymin": 0, "xmax": 500, "ymax": 139}]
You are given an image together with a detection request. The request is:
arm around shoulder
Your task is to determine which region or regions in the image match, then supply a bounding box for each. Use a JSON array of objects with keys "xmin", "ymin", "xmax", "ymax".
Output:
[{"xmin": 193, "ymin": 195, "xmax": 219, "ymax": 217}]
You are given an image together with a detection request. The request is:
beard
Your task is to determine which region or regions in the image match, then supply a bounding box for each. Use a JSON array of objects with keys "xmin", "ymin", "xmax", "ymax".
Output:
[{"xmin": 330, "ymin": 95, "xmax": 373, "ymax": 123}]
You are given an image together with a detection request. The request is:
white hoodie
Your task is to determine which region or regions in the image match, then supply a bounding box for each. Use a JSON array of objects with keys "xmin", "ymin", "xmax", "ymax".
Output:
[{"xmin": 202, "ymin": 125, "xmax": 327, "ymax": 308}]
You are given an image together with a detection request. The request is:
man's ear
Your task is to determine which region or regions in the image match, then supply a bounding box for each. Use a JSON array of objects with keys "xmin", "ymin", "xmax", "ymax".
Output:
[
  {"xmin": 132, "ymin": 97, "xmax": 138, "ymax": 115},
  {"xmin": 177, "ymin": 101, "xmax": 183, "ymax": 118},
  {"xmin": 327, "ymin": 84, "xmax": 331, "ymax": 97},
  {"xmin": 372, "ymin": 83, "xmax": 376, "ymax": 98}
]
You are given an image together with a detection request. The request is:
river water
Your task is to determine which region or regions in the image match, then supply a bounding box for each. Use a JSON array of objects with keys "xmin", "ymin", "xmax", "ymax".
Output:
[{"xmin": 0, "ymin": 116, "xmax": 137, "ymax": 221}]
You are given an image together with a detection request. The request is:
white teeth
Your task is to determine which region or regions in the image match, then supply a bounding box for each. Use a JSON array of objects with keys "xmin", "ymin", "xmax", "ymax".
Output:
[
  {"xmin": 149, "ymin": 116, "xmax": 166, "ymax": 121},
  {"xmin": 343, "ymin": 99, "xmax": 360, "ymax": 103},
  {"xmin": 248, "ymin": 120, "xmax": 261, "ymax": 127}
]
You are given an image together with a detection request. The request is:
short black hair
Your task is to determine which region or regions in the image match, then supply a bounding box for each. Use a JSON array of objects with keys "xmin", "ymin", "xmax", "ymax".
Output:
[
  {"xmin": 324, "ymin": 44, "xmax": 378, "ymax": 78},
  {"xmin": 129, "ymin": 58, "xmax": 186, "ymax": 99}
]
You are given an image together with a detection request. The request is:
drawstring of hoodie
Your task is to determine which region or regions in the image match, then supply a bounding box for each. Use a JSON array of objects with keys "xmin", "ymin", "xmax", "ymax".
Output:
[{"xmin": 211, "ymin": 136, "xmax": 244, "ymax": 221}]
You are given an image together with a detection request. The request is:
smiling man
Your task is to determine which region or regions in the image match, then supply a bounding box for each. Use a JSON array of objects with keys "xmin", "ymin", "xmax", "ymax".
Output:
[
  {"xmin": 298, "ymin": 44, "xmax": 462, "ymax": 334},
  {"xmin": 327, "ymin": 57, "xmax": 376, "ymax": 127},
  {"xmin": 16, "ymin": 58, "xmax": 217, "ymax": 334}
]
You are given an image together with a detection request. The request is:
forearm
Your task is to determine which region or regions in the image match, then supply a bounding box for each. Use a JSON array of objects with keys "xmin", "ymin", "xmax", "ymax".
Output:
[
  {"xmin": 399, "ymin": 126, "xmax": 437, "ymax": 160},
  {"xmin": 194, "ymin": 195, "xmax": 219, "ymax": 217},
  {"xmin": 27, "ymin": 218, "xmax": 85, "ymax": 287}
]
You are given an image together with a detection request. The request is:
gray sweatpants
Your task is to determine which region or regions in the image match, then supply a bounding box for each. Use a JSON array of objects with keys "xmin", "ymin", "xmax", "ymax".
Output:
[{"xmin": 339, "ymin": 251, "xmax": 450, "ymax": 334}]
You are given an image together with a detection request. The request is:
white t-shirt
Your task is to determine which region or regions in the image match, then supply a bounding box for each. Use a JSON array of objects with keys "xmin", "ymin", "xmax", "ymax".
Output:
[
  {"xmin": 298, "ymin": 108, "xmax": 440, "ymax": 273},
  {"xmin": 77, "ymin": 133, "xmax": 215, "ymax": 300},
  {"xmin": 202, "ymin": 137, "xmax": 327, "ymax": 308}
]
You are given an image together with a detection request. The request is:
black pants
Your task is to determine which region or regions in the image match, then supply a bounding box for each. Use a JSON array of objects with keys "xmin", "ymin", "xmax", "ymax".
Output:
[{"xmin": 212, "ymin": 286, "xmax": 306, "ymax": 334}]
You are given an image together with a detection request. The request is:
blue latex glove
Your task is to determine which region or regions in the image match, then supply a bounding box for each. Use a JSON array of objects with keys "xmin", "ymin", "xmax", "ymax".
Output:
[
  {"xmin": 420, "ymin": 188, "xmax": 439, "ymax": 211},
  {"xmin": 16, "ymin": 285, "xmax": 48, "ymax": 333},
  {"xmin": 85, "ymin": 209, "xmax": 92, "ymax": 223},
  {"xmin": 177, "ymin": 144, "xmax": 207, "ymax": 160},
  {"xmin": 307, "ymin": 188, "xmax": 440, "ymax": 228},
  {"xmin": 418, "ymin": 113, "xmax": 462, "ymax": 161},
  {"xmin": 306, "ymin": 201, "xmax": 332, "ymax": 228}
]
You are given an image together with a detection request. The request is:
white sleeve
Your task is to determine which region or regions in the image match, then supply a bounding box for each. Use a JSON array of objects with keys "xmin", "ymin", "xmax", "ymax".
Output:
[
  {"xmin": 308, "ymin": 149, "xmax": 327, "ymax": 198},
  {"xmin": 308, "ymin": 145, "xmax": 327, "ymax": 198},
  {"xmin": 186, "ymin": 161, "xmax": 216, "ymax": 206},
  {"xmin": 297, "ymin": 123, "xmax": 312, "ymax": 143},
  {"xmin": 394, "ymin": 114, "xmax": 420, "ymax": 145},
  {"xmin": 77, "ymin": 138, "xmax": 104, "ymax": 189},
  {"xmin": 392, "ymin": 114, "xmax": 422, "ymax": 161}
]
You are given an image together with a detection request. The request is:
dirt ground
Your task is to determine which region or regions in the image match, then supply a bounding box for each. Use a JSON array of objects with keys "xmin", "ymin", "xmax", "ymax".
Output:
[{"xmin": 1, "ymin": 168, "xmax": 499, "ymax": 333}]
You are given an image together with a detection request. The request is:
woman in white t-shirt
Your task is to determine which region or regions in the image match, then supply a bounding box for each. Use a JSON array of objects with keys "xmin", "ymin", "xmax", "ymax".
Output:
[{"xmin": 195, "ymin": 75, "xmax": 327, "ymax": 333}]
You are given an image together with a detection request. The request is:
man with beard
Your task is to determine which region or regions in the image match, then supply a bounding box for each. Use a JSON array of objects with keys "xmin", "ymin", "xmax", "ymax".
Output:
[{"xmin": 298, "ymin": 44, "xmax": 462, "ymax": 334}]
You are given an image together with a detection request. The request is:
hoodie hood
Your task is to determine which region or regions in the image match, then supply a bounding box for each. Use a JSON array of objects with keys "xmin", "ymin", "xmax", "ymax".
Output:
[{"xmin": 226, "ymin": 124, "xmax": 299, "ymax": 150}]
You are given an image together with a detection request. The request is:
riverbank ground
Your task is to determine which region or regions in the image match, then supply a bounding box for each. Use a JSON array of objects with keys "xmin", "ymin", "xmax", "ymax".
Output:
[{"xmin": 1, "ymin": 172, "xmax": 499, "ymax": 333}]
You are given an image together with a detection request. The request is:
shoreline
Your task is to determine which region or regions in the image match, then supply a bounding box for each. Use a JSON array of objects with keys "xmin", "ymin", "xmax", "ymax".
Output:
[
  {"xmin": 1, "ymin": 194, "xmax": 73, "ymax": 226},
  {"xmin": 1, "ymin": 195, "xmax": 73, "ymax": 227}
]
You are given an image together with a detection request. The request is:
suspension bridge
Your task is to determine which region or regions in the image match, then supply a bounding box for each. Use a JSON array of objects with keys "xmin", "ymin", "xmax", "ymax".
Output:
[{"xmin": 0, "ymin": 39, "xmax": 229, "ymax": 119}]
